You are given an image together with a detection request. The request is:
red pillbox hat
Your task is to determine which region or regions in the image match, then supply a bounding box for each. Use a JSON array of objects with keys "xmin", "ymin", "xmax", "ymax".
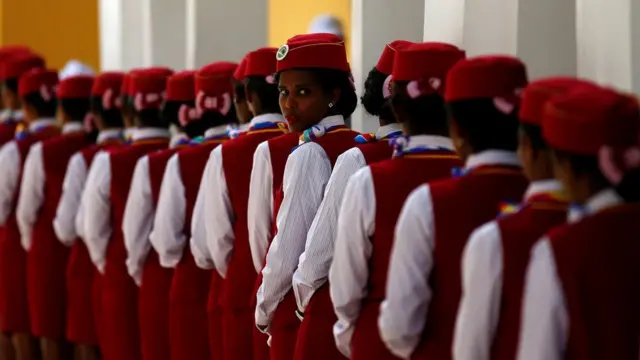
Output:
[
  {"xmin": 18, "ymin": 68, "xmax": 59, "ymax": 100},
  {"xmin": 130, "ymin": 70, "xmax": 172, "ymax": 110},
  {"xmin": 245, "ymin": 47, "xmax": 278, "ymax": 78},
  {"xmin": 445, "ymin": 55, "xmax": 528, "ymax": 102},
  {"xmin": 57, "ymin": 75, "xmax": 95, "ymax": 99},
  {"xmin": 234, "ymin": 56, "xmax": 248, "ymax": 82},
  {"xmin": 392, "ymin": 42, "xmax": 465, "ymax": 98},
  {"xmin": 519, "ymin": 77, "xmax": 598, "ymax": 126},
  {"xmin": 166, "ymin": 70, "xmax": 196, "ymax": 102},
  {"xmin": 543, "ymin": 87, "xmax": 640, "ymax": 155},
  {"xmin": 196, "ymin": 61, "xmax": 237, "ymax": 115},
  {"xmin": 92, "ymin": 72, "xmax": 125, "ymax": 110},
  {"xmin": 1, "ymin": 53, "xmax": 45, "ymax": 81},
  {"xmin": 276, "ymin": 33, "xmax": 349, "ymax": 73},
  {"xmin": 376, "ymin": 40, "xmax": 414, "ymax": 75}
]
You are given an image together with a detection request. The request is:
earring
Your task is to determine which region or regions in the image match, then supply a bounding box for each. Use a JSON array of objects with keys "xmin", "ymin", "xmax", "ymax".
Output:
[{"xmin": 328, "ymin": 102, "xmax": 334, "ymax": 108}]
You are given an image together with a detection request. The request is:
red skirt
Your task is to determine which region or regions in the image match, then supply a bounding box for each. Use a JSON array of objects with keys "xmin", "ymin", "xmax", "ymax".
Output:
[
  {"xmin": 294, "ymin": 284, "xmax": 346, "ymax": 360},
  {"xmin": 0, "ymin": 219, "xmax": 30, "ymax": 333},
  {"xmin": 168, "ymin": 251, "xmax": 211, "ymax": 360},
  {"xmin": 27, "ymin": 225, "xmax": 70, "ymax": 339},
  {"xmin": 251, "ymin": 274, "xmax": 270, "ymax": 360},
  {"xmin": 101, "ymin": 258, "xmax": 141, "ymax": 360},
  {"xmin": 138, "ymin": 251, "xmax": 172, "ymax": 360},
  {"xmin": 351, "ymin": 300, "xmax": 402, "ymax": 360},
  {"xmin": 269, "ymin": 289, "xmax": 300, "ymax": 360},
  {"xmin": 65, "ymin": 240, "xmax": 99, "ymax": 345},
  {"xmin": 207, "ymin": 271, "xmax": 224, "ymax": 360}
]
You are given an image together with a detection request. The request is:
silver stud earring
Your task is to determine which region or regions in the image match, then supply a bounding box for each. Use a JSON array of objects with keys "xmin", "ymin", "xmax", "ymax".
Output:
[{"xmin": 328, "ymin": 102, "xmax": 334, "ymax": 108}]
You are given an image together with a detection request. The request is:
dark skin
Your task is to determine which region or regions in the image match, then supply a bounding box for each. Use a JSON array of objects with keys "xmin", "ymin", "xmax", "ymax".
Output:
[
  {"xmin": 246, "ymin": 89, "xmax": 264, "ymax": 117},
  {"xmin": 550, "ymin": 151, "xmax": 608, "ymax": 204},
  {"xmin": 277, "ymin": 69, "xmax": 340, "ymax": 133},
  {"xmin": 1, "ymin": 86, "xmax": 20, "ymax": 111},
  {"xmin": 233, "ymin": 96, "xmax": 253, "ymax": 124},
  {"xmin": 447, "ymin": 118, "xmax": 472, "ymax": 162},
  {"xmin": 517, "ymin": 128, "xmax": 555, "ymax": 182}
]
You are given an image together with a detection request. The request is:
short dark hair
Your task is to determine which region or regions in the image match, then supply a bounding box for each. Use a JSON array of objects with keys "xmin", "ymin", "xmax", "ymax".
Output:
[
  {"xmin": 361, "ymin": 67, "xmax": 395, "ymax": 122},
  {"xmin": 552, "ymin": 149, "xmax": 611, "ymax": 190},
  {"xmin": 2, "ymin": 78, "xmax": 18, "ymax": 94},
  {"xmin": 135, "ymin": 108, "xmax": 167, "ymax": 128},
  {"xmin": 120, "ymin": 94, "xmax": 133, "ymax": 119},
  {"xmin": 615, "ymin": 169, "xmax": 640, "ymax": 202},
  {"xmin": 162, "ymin": 100, "xmax": 198, "ymax": 137},
  {"xmin": 245, "ymin": 75, "xmax": 281, "ymax": 114},
  {"xmin": 275, "ymin": 68, "xmax": 358, "ymax": 120},
  {"xmin": 447, "ymin": 98, "xmax": 520, "ymax": 152},
  {"xmin": 519, "ymin": 123, "xmax": 547, "ymax": 151},
  {"xmin": 60, "ymin": 98, "xmax": 91, "ymax": 121},
  {"xmin": 233, "ymin": 79, "xmax": 247, "ymax": 102},
  {"xmin": 392, "ymin": 81, "xmax": 448, "ymax": 136},
  {"xmin": 90, "ymin": 95, "xmax": 124, "ymax": 128},
  {"xmin": 22, "ymin": 92, "xmax": 57, "ymax": 117}
]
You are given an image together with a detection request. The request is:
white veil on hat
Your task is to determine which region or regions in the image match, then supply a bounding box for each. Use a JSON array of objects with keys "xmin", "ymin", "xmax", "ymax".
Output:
[
  {"xmin": 59, "ymin": 59, "xmax": 95, "ymax": 80},
  {"xmin": 307, "ymin": 14, "xmax": 344, "ymax": 39}
]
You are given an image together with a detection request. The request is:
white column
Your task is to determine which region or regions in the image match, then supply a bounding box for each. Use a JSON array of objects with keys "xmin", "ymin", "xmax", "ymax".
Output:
[
  {"xmin": 460, "ymin": 0, "xmax": 576, "ymax": 79},
  {"xmin": 350, "ymin": 0, "xmax": 424, "ymax": 133},
  {"xmin": 186, "ymin": 0, "xmax": 268, "ymax": 69},
  {"xmin": 99, "ymin": 0, "xmax": 145, "ymax": 70},
  {"xmin": 140, "ymin": 0, "xmax": 188, "ymax": 69},
  {"xmin": 577, "ymin": 0, "xmax": 640, "ymax": 92},
  {"xmin": 423, "ymin": 0, "xmax": 466, "ymax": 47}
]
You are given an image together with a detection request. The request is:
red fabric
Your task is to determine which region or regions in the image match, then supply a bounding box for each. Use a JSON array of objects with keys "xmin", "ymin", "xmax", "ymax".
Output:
[
  {"xmin": 444, "ymin": 56, "xmax": 527, "ymax": 102},
  {"xmin": 138, "ymin": 148, "xmax": 179, "ymax": 360},
  {"xmin": 490, "ymin": 201, "xmax": 567, "ymax": 360},
  {"xmin": 220, "ymin": 127, "xmax": 288, "ymax": 360},
  {"xmin": 292, "ymin": 128, "xmax": 360, "ymax": 360},
  {"xmin": 352, "ymin": 151, "xmax": 462, "ymax": 360},
  {"xmin": 245, "ymin": 48, "xmax": 278, "ymax": 77},
  {"xmin": 66, "ymin": 141, "xmax": 123, "ymax": 346},
  {"xmin": 101, "ymin": 139, "xmax": 169, "ymax": 360},
  {"xmin": 392, "ymin": 43, "xmax": 465, "ymax": 85},
  {"xmin": 168, "ymin": 142, "xmax": 221, "ymax": 360},
  {"xmin": 27, "ymin": 132, "xmax": 92, "ymax": 339},
  {"xmin": 57, "ymin": 75, "xmax": 95, "ymax": 99},
  {"xmin": 0, "ymin": 126, "xmax": 60, "ymax": 333},
  {"xmin": 166, "ymin": 71, "xmax": 196, "ymax": 102},
  {"xmin": 0, "ymin": 53, "xmax": 44, "ymax": 80},
  {"xmin": 130, "ymin": 71, "xmax": 172, "ymax": 110},
  {"xmin": 375, "ymin": 40, "xmax": 413, "ymax": 75},
  {"xmin": 18, "ymin": 68, "xmax": 58, "ymax": 97},
  {"xmin": 92, "ymin": 72, "xmax": 125, "ymax": 96},
  {"xmin": 518, "ymin": 77, "xmax": 597, "ymax": 126},
  {"xmin": 411, "ymin": 167, "xmax": 528, "ymax": 360},
  {"xmin": 197, "ymin": 62, "xmax": 237, "ymax": 97},
  {"xmin": 357, "ymin": 140, "xmax": 394, "ymax": 164},
  {"xmin": 0, "ymin": 121, "xmax": 19, "ymax": 148},
  {"xmin": 549, "ymin": 204, "xmax": 640, "ymax": 360},
  {"xmin": 207, "ymin": 272, "xmax": 224, "ymax": 360},
  {"xmin": 542, "ymin": 87, "xmax": 640, "ymax": 155},
  {"xmin": 276, "ymin": 33, "xmax": 349, "ymax": 72},
  {"xmin": 233, "ymin": 57, "xmax": 248, "ymax": 82}
]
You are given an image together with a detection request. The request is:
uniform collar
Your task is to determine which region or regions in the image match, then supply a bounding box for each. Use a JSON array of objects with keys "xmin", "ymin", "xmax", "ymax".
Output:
[
  {"xmin": 124, "ymin": 128, "xmax": 136, "ymax": 141},
  {"xmin": 238, "ymin": 122, "xmax": 251, "ymax": 132},
  {"xmin": 375, "ymin": 123, "xmax": 402, "ymax": 139},
  {"xmin": 132, "ymin": 127, "xmax": 171, "ymax": 141},
  {"xmin": 523, "ymin": 179, "xmax": 564, "ymax": 201},
  {"xmin": 62, "ymin": 122, "xmax": 84, "ymax": 134},
  {"xmin": 464, "ymin": 150, "xmax": 521, "ymax": 171},
  {"xmin": 97, "ymin": 128, "xmax": 123, "ymax": 143},
  {"xmin": 29, "ymin": 118, "xmax": 57, "ymax": 132},
  {"xmin": 317, "ymin": 115, "xmax": 345, "ymax": 128},
  {"xmin": 170, "ymin": 132, "xmax": 190, "ymax": 148},
  {"xmin": 402, "ymin": 135, "xmax": 455, "ymax": 152},
  {"xmin": 568, "ymin": 188, "xmax": 624, "ymax": 224},
  {"xmin": 249, "ymin": 113, "xmax": 285, "ymax": 128},
  {"xmin": 204, "ymin": 124, "xmax": 229, "ymax": 138}
]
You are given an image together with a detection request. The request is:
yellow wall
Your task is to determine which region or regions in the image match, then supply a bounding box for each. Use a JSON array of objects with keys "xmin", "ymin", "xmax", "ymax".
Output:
[
  {"xmin": 0, "ymin": 0, "xmax": 100, "ymax": 71},
  {"xmin": 268, "ymin": 0, "xmax": 351, "ymax": 56}
]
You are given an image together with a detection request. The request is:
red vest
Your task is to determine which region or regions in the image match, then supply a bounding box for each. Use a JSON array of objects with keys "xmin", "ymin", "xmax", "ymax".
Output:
[
  {"xmin": 268, "ymin": 132, "xmax": 301, "ymax": 231},
  {"xmin": 548, "ymin": 203, "xmax": 640, "ymax": 360},
  {"xmin": 413, "ymin": 166, "xmax": 528, "ymax": 360},
  {"xmin": 0, "ymin": 121, "xmax": 18, "ymax": 147},
  {"xmin": 220, "ymin": 127, "xmax": 288, "ymax": 309},
  {"xmin": 0, "ymin": 125, "xmax": 60, "ymax": 333},
  {"xmin": 490, "ymin": 199, "xmax": 568, "ymax": 360},
  {"xmin": 27, "ymin": 131, "xmax": 93, "ymax": 338},
  {"xmin": 357, "ymin": 140, "xmax": 395, "ymax": 165}
]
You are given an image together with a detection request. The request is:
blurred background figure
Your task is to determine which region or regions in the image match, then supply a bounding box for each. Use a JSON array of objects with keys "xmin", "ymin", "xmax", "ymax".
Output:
[
  {"xmin": 59, "ymin": 60, "xmax": 95, "ymax": 80},
  {"xmin": 307, "ymin": 14, "xmax": 344, "ymax": 39}
]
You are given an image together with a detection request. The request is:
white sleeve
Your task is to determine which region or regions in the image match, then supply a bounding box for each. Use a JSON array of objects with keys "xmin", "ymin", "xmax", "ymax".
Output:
[
  {"xmin": 378, "ymin": 185, "xmax": 435, "ymax": 359},
  {"xmin": 16, "ymin": 142, "xmax": 45, "ymax": 250},
  {"xmin": 205, "ymin": 146, "xmax": 235, "ymax": 278},
  {"xmin": 150, "ymin": 154, "xmax": 187, "ymax": 268},
  {"xmin": 54, "ymin": 152, "xmax": 88, "ymax": 246},
  {"xmin": 516, "ymin": 238, "xmax": 567, "ymax": 360},
  {"xmin": 293, "ymin": 148, "xmax": 367, "ymax": 312},
  {"xmin": 123, "ymin": 156, "xmax": 154, "ymax": 286},
  {"xmin": 190, "ymin": 154, "xmax": 215, "ymax": 270},
  {"xmin": 82, "ymin": 152, "xmax": 113, "ymax": 273},
  {"xmin": 255, "ymin": 143, "xmax": 332, "ymax": 330},
  {"xmin": 0, "ymin": 142, "xmax": 20, "ymax": 225},
  {"xmin": 248, "ymin": 141, "xmax": 273, "ymax": 273},
  {"xmin": 453, "ymin": 221, "xmax": 504, "ymax": 360},
  {"xmin": 328, "ymin": 167, "xmax": 376, "ymax": 358}
]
